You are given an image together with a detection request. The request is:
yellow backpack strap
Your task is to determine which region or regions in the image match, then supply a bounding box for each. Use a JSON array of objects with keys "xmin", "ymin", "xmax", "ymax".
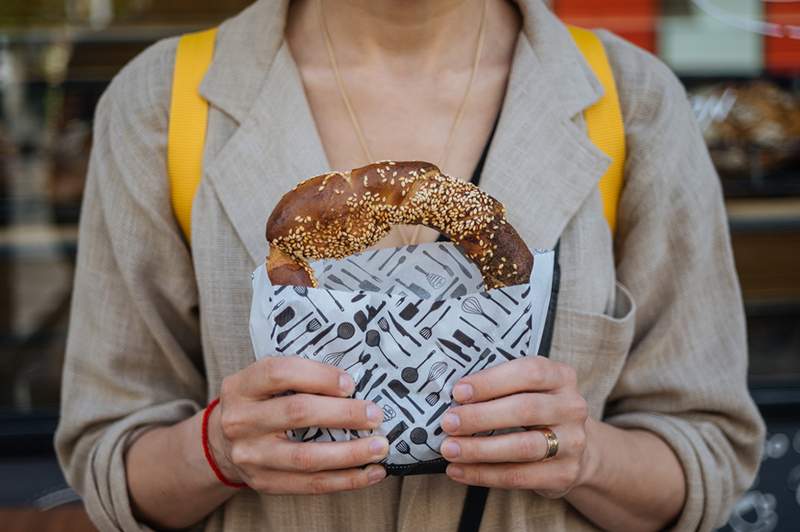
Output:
[
  {"xmin": 567, "ymin": 26, "xmax": 626, "ymax": 236},
  {"xmin": 167, "ymin": 27, "xmax": 217, "ymax": 244}
]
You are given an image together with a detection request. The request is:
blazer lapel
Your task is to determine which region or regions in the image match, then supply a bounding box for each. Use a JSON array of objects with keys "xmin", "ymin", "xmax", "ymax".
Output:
[
  {"xmin": 204, "ymin": 39, "xmax": 332, "ymax": 265},
  {"xmin": 199, "ymin": 0, "xmax": 286, "ymax": 126},
  {"xmin": 478, "ymin": 0, "xmax": 611, "ymax": 250}
]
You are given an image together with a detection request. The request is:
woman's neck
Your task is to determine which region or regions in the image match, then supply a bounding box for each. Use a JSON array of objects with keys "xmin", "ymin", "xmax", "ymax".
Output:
[
  {"xmin": 325, "ymin": 0, "xmax": 481, "ymax": 59},
  {"xmin": 288, "ymin": 0, "xmax": 520, "ymax": 76}
]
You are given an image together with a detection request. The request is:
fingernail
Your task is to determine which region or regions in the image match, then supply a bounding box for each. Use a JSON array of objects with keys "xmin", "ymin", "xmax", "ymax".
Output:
[
  {"xmin": 448, "ymin": 465, "xmax": 464, "ymax": 479},
  {"xmin": 452, "ymin": 383, "xmax": 473, "ymax": 402},
  {"xmin": 366, "ymin": 403, "xmax": 382, "ymax": 423},
  {"xmin": 367, "ymin": 465, "xmax": 386, "ymax": 483},
  {"xmin": 369, "ymin": 437, "xmax": 388, "ymax": 456},
  {"xmin": 441, "ymin": 440, "xmax": 460, "ymax": 458},
  {"xmin": 339, "ymin": 373, "xmax": 354, "ymax": 394},
  {"xmin": 442, "ymin": 412, "xmax": 460, "ymax": 432}
]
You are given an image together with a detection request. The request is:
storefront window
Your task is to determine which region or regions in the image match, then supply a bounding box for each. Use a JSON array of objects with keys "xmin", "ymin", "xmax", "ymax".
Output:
[{"xmin": 1, "ymin": 1, "xmax": 251, "ymax": 419}]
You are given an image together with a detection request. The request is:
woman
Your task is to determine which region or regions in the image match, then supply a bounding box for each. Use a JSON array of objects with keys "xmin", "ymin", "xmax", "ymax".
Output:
[{"xmin": 55, "ymin": 0, "xmax": 765, "ymax": 530}]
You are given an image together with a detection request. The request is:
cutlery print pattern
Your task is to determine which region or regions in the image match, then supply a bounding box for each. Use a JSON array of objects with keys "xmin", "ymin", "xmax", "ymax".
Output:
[{"xmin": 250, "ymin": 242, "xmax": 557, "ymax": 469}]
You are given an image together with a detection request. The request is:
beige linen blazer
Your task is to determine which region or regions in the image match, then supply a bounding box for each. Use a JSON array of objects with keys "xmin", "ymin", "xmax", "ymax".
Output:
[{"xmin": 55, "ymin": 0, "xmax": 765, "ymax": 530}]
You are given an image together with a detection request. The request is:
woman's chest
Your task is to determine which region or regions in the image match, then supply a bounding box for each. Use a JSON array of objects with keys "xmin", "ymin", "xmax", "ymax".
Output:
[
  {"xmin": 296, "ymin": 59, "xmax": 509, "ymax": 184},
  {"xmin": 297, "ymin": 62, "xmax": 510, "ymax": 248}
]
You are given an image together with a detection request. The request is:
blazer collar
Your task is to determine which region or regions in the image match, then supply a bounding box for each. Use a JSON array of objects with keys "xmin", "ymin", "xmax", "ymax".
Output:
[
  {"xmin": 199, "ymin": 0, "xmax": 287, "ymax": 124},
  {"xmin": 202, "ymin": 0, "xmax": 611, "ymax": 266}
]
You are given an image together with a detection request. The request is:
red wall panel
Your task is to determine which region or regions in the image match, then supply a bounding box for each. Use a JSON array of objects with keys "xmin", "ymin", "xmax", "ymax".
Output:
[
  {"xmin": 765, "ymin": 3, "xmax": 800, "ymax": 74},
  {"xmin": 552, "ymin": 0, "xmax": 657, "ymax": 52}
]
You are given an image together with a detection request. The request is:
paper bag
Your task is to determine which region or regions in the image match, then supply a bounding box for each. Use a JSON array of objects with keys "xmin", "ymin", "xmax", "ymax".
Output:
[{"xmin": 249, "ymin": 242, "xmax": 557, "ymax": 475}]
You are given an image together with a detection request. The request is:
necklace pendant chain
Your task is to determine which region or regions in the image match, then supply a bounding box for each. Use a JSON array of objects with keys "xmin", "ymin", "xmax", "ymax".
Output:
[{"xmin": 319, "ymin": 0, "xmax": 488, "ymax": 246}]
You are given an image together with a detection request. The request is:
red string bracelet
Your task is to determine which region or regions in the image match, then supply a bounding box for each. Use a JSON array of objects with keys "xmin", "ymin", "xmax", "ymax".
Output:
[{"xmin": 202, "ymin": 397, "xmax": 246, "ymax": 489}]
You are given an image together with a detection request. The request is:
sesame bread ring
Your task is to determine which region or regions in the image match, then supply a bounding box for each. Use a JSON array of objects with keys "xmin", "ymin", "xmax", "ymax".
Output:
[{"xmin": 266, "ymin": 161, "xmax": 533, "ymax": 289}]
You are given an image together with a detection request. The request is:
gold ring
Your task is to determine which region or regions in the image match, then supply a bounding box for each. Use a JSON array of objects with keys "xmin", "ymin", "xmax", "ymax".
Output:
[{"xmin": 530, "ymin": 426, "xmax": 559, "ymax": 461}]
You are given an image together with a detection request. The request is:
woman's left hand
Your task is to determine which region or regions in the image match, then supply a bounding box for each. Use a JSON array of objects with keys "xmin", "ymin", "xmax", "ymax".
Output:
[{"xmin": 440, "ymin": 356, "xmax": 592, "ymax": 498}]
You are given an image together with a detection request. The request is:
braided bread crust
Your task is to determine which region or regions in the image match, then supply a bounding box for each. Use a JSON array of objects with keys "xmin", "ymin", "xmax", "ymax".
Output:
[{"xmin": 266, "ymin": 161, "xmax": 533, "ymax": 289}]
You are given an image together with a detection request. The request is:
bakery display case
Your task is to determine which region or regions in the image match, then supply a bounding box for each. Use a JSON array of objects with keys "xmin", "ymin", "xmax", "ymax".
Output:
[
  {"xmin": 1, "ymin": 0, "xmax": 799, "ymax": 528},
  {"xmin": 690, "ymin": 80, "xmax": 800, "ymax": 197}
]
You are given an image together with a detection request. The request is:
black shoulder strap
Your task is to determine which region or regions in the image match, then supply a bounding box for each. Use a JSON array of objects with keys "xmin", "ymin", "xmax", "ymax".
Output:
[
  {"xmin": 455, "ymin": 242, "xmax": 561, "ymax": 532},
  {"xmin": 457, "ymin": 485, "xmax": 490, "ymax": 532}
]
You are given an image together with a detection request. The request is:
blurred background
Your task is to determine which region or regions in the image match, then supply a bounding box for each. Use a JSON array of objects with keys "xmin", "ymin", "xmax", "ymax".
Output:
[{"xmin": 0, "ymin": 0, "xmax": 798, "ymax": 530}]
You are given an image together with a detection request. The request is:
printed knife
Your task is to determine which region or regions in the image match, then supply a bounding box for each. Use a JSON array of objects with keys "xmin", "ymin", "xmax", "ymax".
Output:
[
  {"xmin": 388, "ymin": 312, "xmax": 422, "ymax": 347},
  {"xmin": 438, "ymin": 338, "xmax": 472, "ymax": 362},
  {"xmin": 453, "ymin": 329, "xmax": 480, "ymax": 352},
  {"xmin": 497, "ymin": 347, "xmax": 517, "ymax": 361},
  {"xmin": 364, "ymin": 371, "xmax": 388, "ymax": 397},
  {"xmin": 426, "ymin": 401, "xmax": 451, "ymax": 426}
]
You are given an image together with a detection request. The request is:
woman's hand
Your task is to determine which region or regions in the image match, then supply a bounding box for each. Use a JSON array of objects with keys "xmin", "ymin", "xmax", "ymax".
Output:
[
  {"xmin": 440, "ymin": 356, "xmax": 592, "ymax": 497},
  {"xmin": 208, "ymin": 356, "xmax": 389, "ymax": 494}
]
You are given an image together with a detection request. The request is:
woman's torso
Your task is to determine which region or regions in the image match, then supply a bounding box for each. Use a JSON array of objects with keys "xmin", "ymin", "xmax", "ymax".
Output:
[{"xmin": 187, "ymin": 1, "xmax": 632, "ymax": 530}]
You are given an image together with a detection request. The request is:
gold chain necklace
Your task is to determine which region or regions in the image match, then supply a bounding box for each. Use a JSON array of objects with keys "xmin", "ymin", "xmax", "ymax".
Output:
[{"xmin": 319, "ymin": 0, "xmax": 488, "ymax": 246}]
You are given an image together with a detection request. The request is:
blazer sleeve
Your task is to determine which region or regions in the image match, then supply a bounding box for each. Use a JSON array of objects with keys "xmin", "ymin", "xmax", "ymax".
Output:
[
  {"xmin": 54, "ymin": 37, "xmax": 207, "ymax": 531},
  {"xmin": 597, "ymin": 31, "xmax": 766, "ymax": 531}
]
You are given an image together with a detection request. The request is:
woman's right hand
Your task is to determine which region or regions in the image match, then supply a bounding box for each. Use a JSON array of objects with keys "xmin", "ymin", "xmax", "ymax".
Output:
[{"xmin": 207, "ymin": 356, "xmax": 389, "ymax": 493}]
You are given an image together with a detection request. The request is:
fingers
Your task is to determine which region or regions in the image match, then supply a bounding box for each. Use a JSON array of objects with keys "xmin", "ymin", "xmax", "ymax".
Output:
[
  {"xmin": 221, "ymin": 394, "xmax": 383, "ymax": 437},
  {"xmin": 452, "ymin": 357, "xmax": 576, "ymax": 403},
  {"xmin": 246, "ymin": 464, "xmax": 387, "ymax": 495},
  {"xmin": 228, "ymin": 357, "xmax": 355, "ymax": 400},
  {"xmin": 231, "ymin": 434, "xmax": 389, "ymax": 473},
  {"xmin": 446, "ymin": 460, "xmax": 577, "ymax": 493},
  {"xmin": 441, "ymin": 393, "xmax": 565, "ymax": 435},
  {"xmin": 441, "ymin": 429, "xmax": 551, "ymax": 464}
]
